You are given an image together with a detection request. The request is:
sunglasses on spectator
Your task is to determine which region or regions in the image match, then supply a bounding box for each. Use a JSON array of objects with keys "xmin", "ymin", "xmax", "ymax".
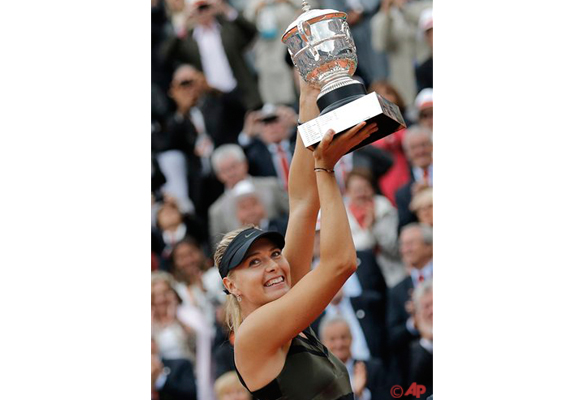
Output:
[
  {"xmin": 197, "ymin": 3, "xmax": 211, "ymax": 11},
  {"xmin": 261, "ymin": 116, "xmax": 279, "ymax": 124},
  {"xmin": 176, "ymin": 79, "xmax": 195, "ymax": 88}
]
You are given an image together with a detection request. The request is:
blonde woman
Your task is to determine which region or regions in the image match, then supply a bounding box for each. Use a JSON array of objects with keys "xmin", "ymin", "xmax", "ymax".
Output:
[{"xmin": 213, "ymin": 80, "xmax": 379, "ymax": 400}]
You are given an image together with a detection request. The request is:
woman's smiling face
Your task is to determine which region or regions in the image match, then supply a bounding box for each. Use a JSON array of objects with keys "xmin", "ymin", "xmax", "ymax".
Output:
[{"xmin": 224, "ymin": 238, "xmax": 291, "ymax": 309}]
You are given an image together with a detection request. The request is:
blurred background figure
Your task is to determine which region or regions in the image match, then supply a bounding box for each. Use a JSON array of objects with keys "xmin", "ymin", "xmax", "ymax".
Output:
[
  {"xmin": 231, "ymin": 180, "xmax": 289, "ymax": 235},
  {"xmin": 395, "ymin": 125, "xmax": 432, "ymax": 231},
  {"xmin": 321, "ymin": 0, "xmax": 388, "ymax": 87},
  {"xmin": 407, "ymin": 279, "xmax": 433, "ymax": 400},
  {"xmin": 238, "ymin": 104, "xmax": 297, "ymax": 190},
  {"xmin": 369, "ymin": 82, "xmax": 414, "ymax": 206},
  {"xmin": 152, "ymin": 272, "xmax": 196, "ymax": 362},
  {"xmin": 414, "ymin": 88, "xmax": 433, "ymax": 131},
  {"xmin": 386, "ymin": 223, "xmax": 432, "ymax": 386},
  {"xmin": 344, "ymin": 168, "xmax": 403, "ymax": 288},
  {"xmin": 244, "ymin": 0, "xmax": 298, "ymax": 105},
  {"xmin": 371, "ymin": 0, "xmax": 432, "ymax": 108},
  {"xmin": 208, "ymin": 144, "xmax": 288, "ymax": 247},
  {"xmin": 161, "ymin": 0, "xmax": 263, "ymax": 142},
  {"xmin": 152, "ymin": 271, "xmax": 216, "ymax": 400},
  {"xmin": 409, "ymin": 187, "xmax": 432, "ymax": 226},
  {"xmin": 214, "ymin": 371, "xmax": 252, "ymax": 400},
  {"xmin": 152, "ymin": 196, "xmax": 208, "ymax": 269},
  {"xmin": 319, "ymin": 316, "xmax": 392, "ymax": 400},
  {"xmin": 152, "ymin": 337, "xmax": 198, "ymax": 400},
  {"xmin": 415, "ymin": 7, "xmax": 433, "ymax": 93}
]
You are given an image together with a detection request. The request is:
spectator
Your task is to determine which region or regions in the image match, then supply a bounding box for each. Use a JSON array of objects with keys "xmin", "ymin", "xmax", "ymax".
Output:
[
  {"xmin": 407, "ymin": 279, "xmax": 433, "ymax": 400},
  {"xmin": 231, "ymin": 180, "xmax": 288, "ymax": 235},
  {"xmin": 371, "ymin": 0, "xmax": 432, "ymax": 108},
  {"xmin": 244, "ymin": 0, "xmax": 298, "ymax": 105},
  {"xmin": 414, "ymin": 88, "xmax": 433, "ymax": 131},
  {"xmin": 171, "ymin": 237, "xmax": 218, "ymax": 326},
  {"xmin": 415, "ymin": 8, "xmax": 433, "ymax": 93},
  {"xmin": 344, "ymin": 168, "xmax": 403, "ymax": 288},
  {"xmin": 154, "ymin": 267, "xmax": 216, "ymax": 400},
  {"xmin": 369, "ymin": 80, "xmax": 412, "ymax": 126},
  {"xmin": 313, "ymin": 214, "xmax": 387, "ymax": 295},
  {"xmin": 312, "ymin": 286, "xmax": 388, "ymax": 363},
  {"xmin": 151, "ymin": 271, "xmax": 196, "ymax": 362},
  {"xmin": 214, "ymin": 371, "xmax": 252, "ymax": 400},
  {"xmin": 239, "ymin": 104, "xmax": 297, "ymax": 190},
  {"xmin": 152, "ymin": 337, "xmax": 198, "ymax": 400},
  {"xmin": 161, "ymin": 0, "xmax": 262, "ymax": 123},
  {"xmin": 319, "ymin": 316, "xmax": 392, "ymax": 400},
  {"xmin": 208, "ymin": 144, "xmax": 288, "ymax": 248},
  {"xmin": 153, "ymin": 196, "xmax": 208, "ymax": 265},
  {"xmin": 409, "ymin": 187, "xmax": 433, "ymax": 227},
  {"xmin": 322, "ymin": 0, "xmax": 389, "ymax": 86},
  {"xmin": 386, "ymin": 223, "xmax": 432, "ymax": 384},
  {"xmin": 369, "ymin": 83, "xmax": 414, "ymax": 206},
  {"xmin": 395, "ymin": 125, "xmax": 432, "ymax": 231}
]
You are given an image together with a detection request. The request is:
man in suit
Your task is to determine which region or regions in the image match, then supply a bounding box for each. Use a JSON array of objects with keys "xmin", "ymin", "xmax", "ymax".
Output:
[
  {"xmin": 208, "ymin": 144, "xmax": 289, "ymax": 248},
  {"xmin": 406, "ymin": 279, "xmax": 433, "ymax": 400},
  {"xmin": 319, "ymin": 316, "xmax": 393, "ymax": 400},
  {"xmin": 154, "ymin": 64, "xmax": 226, "ymax": 218},
  {"xmin": 395, "ymin": 125, "xmax": 432, "ymax": 231},
  {"xmin": 387, "ymin": 223, "xmax": 432, "ymax": 385},
  {"xmin": 238, "ymin": 104, "xmax": 297, "ymax": 191},
  {"xmin": 152, "ymin": 338, "xmax": 198, "ymax": 400}
]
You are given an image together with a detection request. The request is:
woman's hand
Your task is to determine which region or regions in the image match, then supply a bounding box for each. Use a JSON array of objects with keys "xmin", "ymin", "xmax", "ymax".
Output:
[{"xmin": 313, "ymin": 122, "xmax": 379, "ymax": 169}]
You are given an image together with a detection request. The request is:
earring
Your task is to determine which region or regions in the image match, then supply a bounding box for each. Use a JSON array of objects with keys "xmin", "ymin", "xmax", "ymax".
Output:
[{"xmin": 236, "ymin": 295, "xmax": 242, "ymax": 302}]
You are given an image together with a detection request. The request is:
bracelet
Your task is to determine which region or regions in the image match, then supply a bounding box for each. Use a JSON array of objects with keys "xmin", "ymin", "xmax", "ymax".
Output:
[{"xmin": 314, "ymin": 167, "xmax": 334, "ymax": 173}]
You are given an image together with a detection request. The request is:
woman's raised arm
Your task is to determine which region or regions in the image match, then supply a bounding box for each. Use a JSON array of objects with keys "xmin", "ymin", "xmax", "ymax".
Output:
[{"xmin": 282, "ymin": 77, "xmax": 322, "ymax": 286}]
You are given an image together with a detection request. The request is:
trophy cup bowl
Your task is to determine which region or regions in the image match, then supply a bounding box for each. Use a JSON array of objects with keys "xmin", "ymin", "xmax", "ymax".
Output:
[{"xmin": 282, "ymin": 5, "xmax": 406, "ymax": 153}]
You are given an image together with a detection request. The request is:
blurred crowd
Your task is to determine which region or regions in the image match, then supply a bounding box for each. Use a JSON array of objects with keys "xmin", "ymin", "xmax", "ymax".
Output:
[{"xmin": 151, "ymin": 0, "xmax": 433, "ymax": 398}]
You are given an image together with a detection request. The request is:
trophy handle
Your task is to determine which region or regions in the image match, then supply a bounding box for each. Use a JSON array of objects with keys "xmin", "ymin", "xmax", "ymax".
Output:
[{"xmin": 297, "ymin": 20, "xmax": 320, "ymax": 60}]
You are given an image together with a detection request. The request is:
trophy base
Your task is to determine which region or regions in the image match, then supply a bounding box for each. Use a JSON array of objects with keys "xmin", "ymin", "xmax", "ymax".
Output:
[
  {"xmin": 298, "ymin": 90, "xmax": 407, "ymax": 154},
  {"xmin": 317, "ymin": 81, "xmax": 367, "ymax": 113}
]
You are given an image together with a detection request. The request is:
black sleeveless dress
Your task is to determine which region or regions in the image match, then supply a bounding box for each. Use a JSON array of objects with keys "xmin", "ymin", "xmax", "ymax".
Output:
[{"xmin": 236, "ymin": 326, "xmax": 354, "ymax": 400}]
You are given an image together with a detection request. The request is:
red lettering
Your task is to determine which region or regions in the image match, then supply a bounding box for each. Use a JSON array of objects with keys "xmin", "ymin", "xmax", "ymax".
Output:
[{"xmin": 403, "ymin": 383, "xmax": 427, "ymax": 398}]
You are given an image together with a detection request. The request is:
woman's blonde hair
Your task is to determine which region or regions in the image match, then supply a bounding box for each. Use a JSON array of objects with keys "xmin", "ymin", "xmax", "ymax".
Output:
[{"xmin": 213, "ymin": 225, "xmax": 254, "ymax": 332}]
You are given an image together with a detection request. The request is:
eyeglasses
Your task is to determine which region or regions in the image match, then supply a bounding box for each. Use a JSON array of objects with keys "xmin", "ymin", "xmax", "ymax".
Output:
[{"xmin": 176, "ymin": 79, "xmax": 195, "ymax": 88}]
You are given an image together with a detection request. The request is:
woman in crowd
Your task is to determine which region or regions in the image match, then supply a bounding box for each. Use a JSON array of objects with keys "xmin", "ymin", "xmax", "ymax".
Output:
[
  {"xmin": 409, "ymin": 187, "xmax": 433, "ymax": 226},
  {"xmin": 213, "ymin": 79, "xmax": 379, "ymax": 399},
  {"xmin": 151, "ymin": 271, "xmax": 196, "ymax": 362}
]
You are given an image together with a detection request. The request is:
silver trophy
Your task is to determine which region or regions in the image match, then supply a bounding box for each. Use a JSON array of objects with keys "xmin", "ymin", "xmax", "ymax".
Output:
[{"xmin": 282, "ymin": 1, "xmax": 406, "ymax": 153}]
